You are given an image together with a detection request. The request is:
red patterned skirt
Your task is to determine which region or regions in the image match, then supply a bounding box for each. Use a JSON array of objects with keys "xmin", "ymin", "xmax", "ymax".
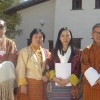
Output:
[{"xmin": 17, "ymin": 78, "xmax": 47, "ymax": 100}]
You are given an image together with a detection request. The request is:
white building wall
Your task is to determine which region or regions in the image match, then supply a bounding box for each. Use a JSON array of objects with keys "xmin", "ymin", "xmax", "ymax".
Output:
[
  {"xmin": 54, "ymin": 0, "xmax": 100, "ymax": 49},
  {"xmin": 15, "ymin": 0, "xmax": 100, "ymax": 50},
  {"xmin": 16, "ymin": 0, "xmax": 55, "ymax": 50}
]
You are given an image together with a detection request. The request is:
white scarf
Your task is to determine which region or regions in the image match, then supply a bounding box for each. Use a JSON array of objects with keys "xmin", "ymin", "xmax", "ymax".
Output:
[
  {"xmin": 57, "ymin": 46, "xmax": 71, "ymax": 63},
  {"xmin": 0, "ymin": 61, "xmax": 15, "ymax": 83}
]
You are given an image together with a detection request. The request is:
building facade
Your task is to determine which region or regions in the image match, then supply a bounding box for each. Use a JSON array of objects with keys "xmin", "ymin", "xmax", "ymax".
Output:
[{"xmin": 5, "ymin": 0, "xmax": 100, "ymax": 50}]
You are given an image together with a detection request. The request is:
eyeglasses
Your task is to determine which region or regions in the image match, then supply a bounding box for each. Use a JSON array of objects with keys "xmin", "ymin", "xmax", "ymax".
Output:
[{"xmin": 93, "ymin": 31, "xmax": 100, "ymax": 35}]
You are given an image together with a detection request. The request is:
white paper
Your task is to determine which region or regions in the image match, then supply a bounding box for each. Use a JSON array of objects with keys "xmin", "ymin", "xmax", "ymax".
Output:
[
  {"xmin": 55, "ymin": 63, "xmax": 71, "ymax": 86},
  {"xmin": 84, "ymin": 67, "xmax": 100, "ymax": 86}
]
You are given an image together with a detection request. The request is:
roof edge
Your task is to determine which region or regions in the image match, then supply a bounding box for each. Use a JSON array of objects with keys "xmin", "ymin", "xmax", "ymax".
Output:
[{"xmin": 4, "ymin": 0, "xmax": 49, "ymax": 15}]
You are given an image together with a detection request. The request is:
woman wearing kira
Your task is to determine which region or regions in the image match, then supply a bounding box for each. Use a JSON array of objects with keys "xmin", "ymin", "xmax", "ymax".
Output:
[
  {"xmin": 16, "ymin": 28, "xmax": 50, "ymax": 100},
  {"xmin": 47, "ymin": 27, "xmax": 81, "ymax": 100}
]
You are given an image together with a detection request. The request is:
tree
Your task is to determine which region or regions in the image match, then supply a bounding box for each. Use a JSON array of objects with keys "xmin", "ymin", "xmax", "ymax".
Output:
[{"xmin": 0, "ymin": 0, "xmax": 21, "ymax": 39}]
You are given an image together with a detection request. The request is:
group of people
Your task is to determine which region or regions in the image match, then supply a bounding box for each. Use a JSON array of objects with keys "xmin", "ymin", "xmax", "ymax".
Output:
[{"xmin": 0, "ymin": 19, "xmax": 100, "ymax": 100}]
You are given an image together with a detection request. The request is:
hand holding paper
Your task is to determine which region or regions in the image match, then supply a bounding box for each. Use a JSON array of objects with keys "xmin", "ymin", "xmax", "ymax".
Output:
[
  {"xmin": 84, "ymin": 67, "xmax": 100, "ymax": 86},
  {"xmin": 55, "ymin": 63, "xmax": 71, "ymax": 86},
  {"xmin": 53, "ymin": 77, "xmax": 62, "ymax": 85},
  {"xmin": 96, "ymin": 76, "xmax": 100, "ymax": 85},
  {"xmin": 60, "ymin": 79, "xmax": 70, "ymax": 87}
]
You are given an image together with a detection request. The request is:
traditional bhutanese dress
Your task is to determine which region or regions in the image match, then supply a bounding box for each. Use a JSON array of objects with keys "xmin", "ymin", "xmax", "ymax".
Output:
[
  {"xmin": 0, "ymin": 35, "xmax": 17, "ymax": 64},
  {"xmin": 16, "ymin": 44, "xmax": 50, "ymax": 100},
  {"xmin": 81, "ymin": 42, "xmax": 100, "ymax": 100},
  {"xmin": 0, "ymin": 35, "xmax": 17, "ymax": 100},
  {"xmin": 47, "ymin": 46, "xmax": 81, "ymax": 100}
]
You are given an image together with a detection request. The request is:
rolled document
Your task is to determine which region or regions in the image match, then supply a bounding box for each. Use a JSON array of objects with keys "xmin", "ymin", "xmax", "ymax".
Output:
[{"xmin": 84, "ymin": 67, "xmax": 100, "ymax": 86}]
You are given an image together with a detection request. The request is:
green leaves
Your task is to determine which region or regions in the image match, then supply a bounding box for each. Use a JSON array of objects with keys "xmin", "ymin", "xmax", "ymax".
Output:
[{"xmin": 0, "ymin": 0, "xmax": 21, "ymax": 39}]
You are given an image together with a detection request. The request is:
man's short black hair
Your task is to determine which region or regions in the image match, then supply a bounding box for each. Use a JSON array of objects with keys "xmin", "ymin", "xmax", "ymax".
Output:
[{"xmin": 92, "ymin": 23, "xmax": 100, "ymax": 31}]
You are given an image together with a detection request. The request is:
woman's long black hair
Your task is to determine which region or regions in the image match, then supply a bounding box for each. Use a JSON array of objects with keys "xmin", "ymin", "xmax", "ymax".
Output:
[{"xmin": 54, "ymin": 27, "xmax": 74, "ymax": 56}]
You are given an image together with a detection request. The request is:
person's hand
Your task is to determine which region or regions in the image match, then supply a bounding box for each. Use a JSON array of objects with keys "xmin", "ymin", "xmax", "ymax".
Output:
[
  {"xmin": 21, "ymin": 85, "xmax": 27, "ymax": 94},
  {"xmin": 60, "ymin": 79, "xmax": 70, "ymax": 87},
  {"xmin": 96, "ymin": 77, "xmax": 100, "ymax": 85},
  {"xmin": 42, "ymin": 75, "xmax": 49, "ymax": 82},
  {"xmin": 53, "ymin": 77, "xmax": 62, "ymax": 85}
]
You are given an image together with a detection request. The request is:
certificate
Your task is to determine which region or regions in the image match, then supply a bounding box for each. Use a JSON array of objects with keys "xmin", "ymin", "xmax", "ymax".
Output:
[
  {"xmin": 55, "ymin": 63, "xmax": 71, "ymax": 86},
  {"xmin": 84, "ymin": 67, "xmax": 100, "ymax": 86}
]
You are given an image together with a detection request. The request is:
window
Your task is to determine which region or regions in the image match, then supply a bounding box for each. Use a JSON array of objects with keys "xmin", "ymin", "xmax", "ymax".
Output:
[
  {"xmin": 95, "ymin": 0, "xmax": 100, "ymax": 8},
  {"xmin": 48, "ymin": 40, "xmax": 53, "ymax": 52},
  {"xmin": 72, "ymin": 38, "xmax": 83, "ymax": 48},
  {"xmin": 72, "ymin": 0, "xmax": 82, "ymax": 10}
]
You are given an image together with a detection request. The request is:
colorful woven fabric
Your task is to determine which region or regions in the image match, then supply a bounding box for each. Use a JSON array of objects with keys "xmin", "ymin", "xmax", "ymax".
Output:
[
  {"xmin": 17, "ymin": 78, "xmax": 47, "ymax": 100},
  {"xmin": 48, "ymin": 82, "xmax": 74, "ymax": 100}
]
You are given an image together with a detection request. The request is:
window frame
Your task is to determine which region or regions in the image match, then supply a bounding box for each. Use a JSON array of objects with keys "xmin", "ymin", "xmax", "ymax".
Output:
[
  {"xmin": 95, "ymin": 0, "xmax": 100, "ymax": 9},
  {"xmin": 72, "ymin": 0, "xmax": 82, "ymax": 10}
]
